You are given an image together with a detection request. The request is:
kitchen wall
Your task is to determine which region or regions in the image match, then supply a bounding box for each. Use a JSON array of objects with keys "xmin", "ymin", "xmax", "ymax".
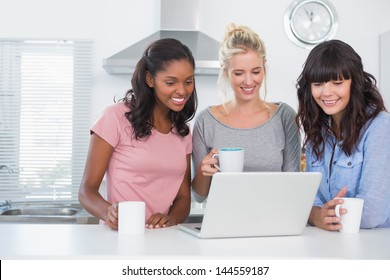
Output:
[
  {"xmin": 381, "ymin": 30, "xmax": 390, "ymax": 108},
  {"xmin": 1, "ymin": 0, "xmax": 390, "ymax": 125}
]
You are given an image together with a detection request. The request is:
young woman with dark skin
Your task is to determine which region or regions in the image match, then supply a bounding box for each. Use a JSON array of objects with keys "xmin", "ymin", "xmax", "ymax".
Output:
[{"xmin": 79, "ymin": 38, "xmax": 198, "ymax": 230}]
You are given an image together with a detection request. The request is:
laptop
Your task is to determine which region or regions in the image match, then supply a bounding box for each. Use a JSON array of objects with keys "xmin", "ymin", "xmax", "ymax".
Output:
[{"xmin": 178, "ymin": 172, "xmax": 322, "ymax": 238}]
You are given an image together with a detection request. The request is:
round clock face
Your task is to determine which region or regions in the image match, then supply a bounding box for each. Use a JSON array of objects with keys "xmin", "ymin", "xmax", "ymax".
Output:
[{"xmin": 284, "ymin": 0, "xmax": 338, "ymax": 49}]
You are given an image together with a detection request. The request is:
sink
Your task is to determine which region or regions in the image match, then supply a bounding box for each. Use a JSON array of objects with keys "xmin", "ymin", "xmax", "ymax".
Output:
[
  {"xmin": 0, "ymin": 201, "xmax": 203, "ymax": 224},
  {"xmin": 1, "ymin": 207, "xmax": 79, "ymax": 216},
  {"xmin": 0, "ymin": 202, "xmax": 99, "ymax": 224}
]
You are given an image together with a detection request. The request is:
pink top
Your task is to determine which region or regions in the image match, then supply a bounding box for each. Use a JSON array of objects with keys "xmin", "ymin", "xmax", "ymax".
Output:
[{"xmin": 91, "ymin": 102, "xmax": 192, "ymax": 221}]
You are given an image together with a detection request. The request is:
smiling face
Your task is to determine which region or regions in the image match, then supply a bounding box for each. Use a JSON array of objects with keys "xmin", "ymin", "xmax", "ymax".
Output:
[
  {"xmin": 146, "ymin": 59, "xmax": 194, "ymax": 113},
  {"xmin": 226, "ymin": 49, "xmax": 264, "ymax": 102},
  {"xmin": 311, "ymin": 78, "xmax": 352, "ymax": 125}
]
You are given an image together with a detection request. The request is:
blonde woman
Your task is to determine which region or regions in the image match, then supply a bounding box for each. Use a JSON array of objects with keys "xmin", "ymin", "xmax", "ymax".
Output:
[{"xmin": 192, "ymin": 23, "xmax": 301, "ymax": 202}]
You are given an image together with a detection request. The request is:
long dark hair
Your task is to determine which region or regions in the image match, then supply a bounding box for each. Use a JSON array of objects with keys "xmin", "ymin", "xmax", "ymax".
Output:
[
  {"xmin": 119, "ymin": 38, "xmax": 198, "ymax": 140},
  {"xmin": 296, "ymin": 40, "xmax": 386, "ymax": 159}
]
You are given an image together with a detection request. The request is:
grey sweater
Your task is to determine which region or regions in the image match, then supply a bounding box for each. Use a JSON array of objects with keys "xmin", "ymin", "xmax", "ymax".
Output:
[{"xmin": 192, "ymin": 102, "xmax": 301, "ymax": 183}]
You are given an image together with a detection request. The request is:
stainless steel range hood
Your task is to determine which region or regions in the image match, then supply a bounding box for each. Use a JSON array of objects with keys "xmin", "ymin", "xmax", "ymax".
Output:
[{"xmin": 103, "ymin": 0, "xmax": 220, "ymax": 75}]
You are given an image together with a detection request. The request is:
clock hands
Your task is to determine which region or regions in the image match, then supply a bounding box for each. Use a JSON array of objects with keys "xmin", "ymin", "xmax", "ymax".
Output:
[{"xmin": 305, "ymin": 8, "xmax": 314, "ymax": 22}]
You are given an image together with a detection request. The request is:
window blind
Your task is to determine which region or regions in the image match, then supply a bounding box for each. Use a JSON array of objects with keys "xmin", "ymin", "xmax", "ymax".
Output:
[{"xmin": 0, "ymin": 39, "xmax": 92, "ymax": 202}]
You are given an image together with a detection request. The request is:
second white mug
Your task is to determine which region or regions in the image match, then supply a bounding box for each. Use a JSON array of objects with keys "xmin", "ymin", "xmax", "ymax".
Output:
[{"xmin": 335, "ymin": 197, "xmax": 364, "ymax": 233}]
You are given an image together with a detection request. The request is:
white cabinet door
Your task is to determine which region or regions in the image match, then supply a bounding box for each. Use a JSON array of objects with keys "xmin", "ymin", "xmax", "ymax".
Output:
[{"xmin": 380, "ymin": 30, "xmax": 390, "ymax": 108}]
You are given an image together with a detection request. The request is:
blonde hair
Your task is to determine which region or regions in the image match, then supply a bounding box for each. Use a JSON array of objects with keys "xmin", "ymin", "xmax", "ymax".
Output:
[{"xmin": 218, "ymin": 23, "xmax": 267, "ymax": 103}]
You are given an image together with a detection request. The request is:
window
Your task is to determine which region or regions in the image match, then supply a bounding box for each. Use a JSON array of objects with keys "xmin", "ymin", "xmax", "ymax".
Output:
[{"xmin": 0, "ymin": 39, "xmax": 92, "ymax": 202}]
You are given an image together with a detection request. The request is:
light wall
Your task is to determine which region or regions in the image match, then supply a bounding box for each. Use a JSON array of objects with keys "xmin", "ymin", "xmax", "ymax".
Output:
[
  {"xmin": 380, "ymin": 30, "xmax": 390, "ymax": 109},
  {"xmin": 1, "ymin": 0, "xmax": 390, "ymax": 125}
]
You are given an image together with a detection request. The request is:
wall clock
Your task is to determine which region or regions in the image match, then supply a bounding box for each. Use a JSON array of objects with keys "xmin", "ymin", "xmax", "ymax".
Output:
[{"xmin": 284, "ymin": 0, "xmax": 338, "ymax": 49}]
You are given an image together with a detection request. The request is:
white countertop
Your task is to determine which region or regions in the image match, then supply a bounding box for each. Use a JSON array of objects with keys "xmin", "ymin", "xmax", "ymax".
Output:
[{"xmin": 1, "ymin": 224, "xmax": 390, "ymax": 259}]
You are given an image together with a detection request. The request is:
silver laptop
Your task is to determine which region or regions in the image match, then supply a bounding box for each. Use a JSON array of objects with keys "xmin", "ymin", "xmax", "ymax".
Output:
[{"xmin": 179, "ymin": 172, "xmax": 322, "ymax": 238}]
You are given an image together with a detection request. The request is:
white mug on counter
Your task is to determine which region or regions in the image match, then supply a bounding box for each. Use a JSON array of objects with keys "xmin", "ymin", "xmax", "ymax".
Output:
[
  {"xmin": 335, "ymin": 197, "xmax": 364, "ymax": 233},
  {"xmin": 118, "ymin": 201, "xmax": 145, "ymax": 235},
  {"xmin": 212, "ymin": 147, "xmax": 244, "ymax": 172}
]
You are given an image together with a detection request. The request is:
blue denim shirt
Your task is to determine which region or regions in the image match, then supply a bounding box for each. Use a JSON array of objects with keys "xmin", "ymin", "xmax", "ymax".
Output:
[{"xmin": 306, "ymin": 111, "xmax": 390, "ymax": 228}]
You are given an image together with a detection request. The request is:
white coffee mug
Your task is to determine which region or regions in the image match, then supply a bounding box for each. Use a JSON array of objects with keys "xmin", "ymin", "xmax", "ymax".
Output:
[
  {"xmin": 212, "ymin": 147, "xmax": 244, "ymax": 172},
  {"xmin": 118, "ymin": 201, "xmax": 146, "ymax": 235},
  {"xmin": 335, "ymin": 197, "xmax": 364, "ymax": 233}
]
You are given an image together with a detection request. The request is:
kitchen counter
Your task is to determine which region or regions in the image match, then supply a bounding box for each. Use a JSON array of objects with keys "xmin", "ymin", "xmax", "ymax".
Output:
[{"xmin": 1, "ymin": 224, "xmax": 390, "ymax": 259}]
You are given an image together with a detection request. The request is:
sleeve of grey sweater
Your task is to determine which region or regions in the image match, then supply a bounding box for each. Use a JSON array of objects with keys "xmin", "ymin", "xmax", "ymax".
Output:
[
  {"xmin": 191, "ymin": 109, "xmax": 211, "ymax": 202},
  {"xmin": 280, "ymin": 104, "xmax": 301, "ymax": 172}
]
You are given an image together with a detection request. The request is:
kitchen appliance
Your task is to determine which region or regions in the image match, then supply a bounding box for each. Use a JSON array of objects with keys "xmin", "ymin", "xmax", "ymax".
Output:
[
  {"xmin": 179, "ymin": 172, "xmax": 321, "ymax": 238},
  {"xmin": 103, "ymin": 0, "xmax": 220, "ymax": 75}
]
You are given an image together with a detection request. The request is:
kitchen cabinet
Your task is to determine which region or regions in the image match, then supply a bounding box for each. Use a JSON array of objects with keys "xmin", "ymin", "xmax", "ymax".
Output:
[{"xmin": 380, "ymin": 30, "xmax": 390, "ymax": 108}]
